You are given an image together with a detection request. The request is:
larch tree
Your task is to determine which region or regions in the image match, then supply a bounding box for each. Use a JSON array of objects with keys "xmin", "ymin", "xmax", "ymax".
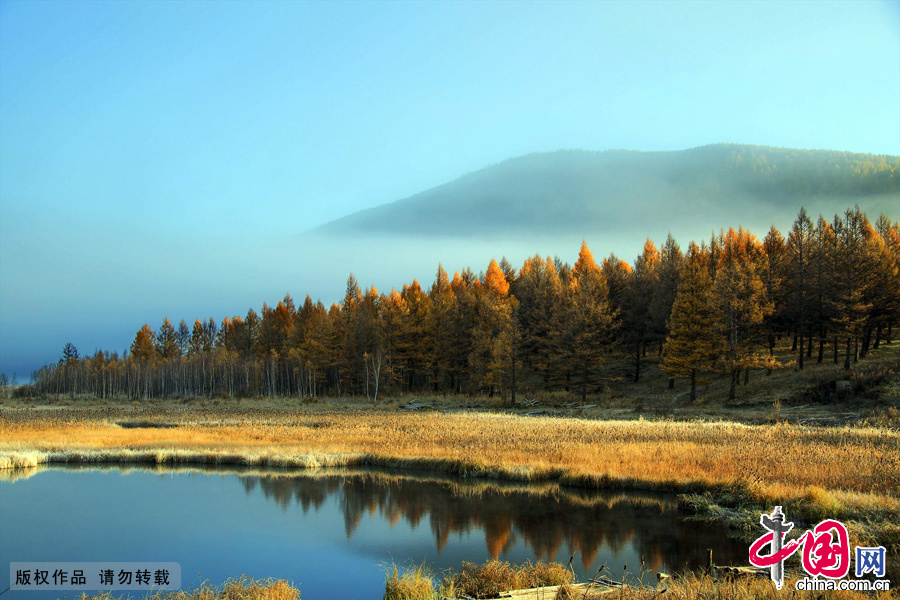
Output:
[
  {"xmin": 189, "ymin": 319, "xmax": 207, "ymax": 355},
  {"xmin": 624, "ymin": 240, "xmax": 659, "ymax": 382},
  {"xmin": 470, "ymin": 259, "xmax": 517, "ymax": 403},
  {"xmin": 713, "ymin": 228, "xmax": 775, "ymax": 400},
  {"xmin": 601, "ymin": 253, "xmax": 631, "ymax": 321},
  {"xmin": 862, "ymin": 216, "xmax": 900, "ymax": 356},
  {"xmin": 155, "ymin": 317, "xmax": 180, "ymax": 359},
  {"xmin": 662, "ymin": 242, "xmax": 720, "ymax": 401},
  {"xmin": 647, "ymin": 233, "xmax": 683, "ymax": 388},
  {"xmin": 833, "ymin": 208, "xmax": 875, "ymax": 369},
  {"xmin": 874, "ymin": 215, "xmax": 900, "ymax": 345},
  {"xmin": 562, "ymin": 242, "xmax": 616, "ymax": 403},
  {"xmin": 338, "ymin": 274, "xmax": 365, "ymax": 393},
  {"xmin": 761, "ymin": 226, "xmax": 786, "ymax": 356},
  {"xmin": 786, "ymin": 208, "xmax": 815, "ymax": 369},
  {"xmin": 425, "ymin": 264, "xmax": 456, "ymax": 391},
  {"xmin": 515, "ymin": 255, "xmax": 564, "ymax": 391},
  {"xmin": 397, "ymin": 279, "xmax": 429, "ymax": 392},
  {"xmin": 131, "ymin": 325, "xmax": 156, "ymax": 362},
  {"xmin": 812, "ymin": 217, "xmax": 836, "ymax": 363},
  {"xmin": 450, "ymin": 270, "xmax": 478, "ymax": 393}
]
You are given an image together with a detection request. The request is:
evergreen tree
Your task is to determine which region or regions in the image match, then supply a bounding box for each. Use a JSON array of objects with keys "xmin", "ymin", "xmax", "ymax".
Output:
[
  {"xmin": 61, "ymin": 342, "xmax": 79, "ymax": 364},
  {"xmin": 155, "ymin": 317, "xmax": 180, "ymax": 359},
  {"xmin": 176, "ymin": 319, "xmax": 191, "ymax": 356}
]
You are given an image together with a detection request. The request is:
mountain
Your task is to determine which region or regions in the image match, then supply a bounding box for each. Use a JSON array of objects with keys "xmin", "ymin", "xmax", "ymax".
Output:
[{"xmin": 316, "ymin": 144, "xmax": 899, "ymax": 239}]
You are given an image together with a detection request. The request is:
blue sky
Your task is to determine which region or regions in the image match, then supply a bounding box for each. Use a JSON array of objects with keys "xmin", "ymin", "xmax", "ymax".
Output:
[{"xmin": 1, "ymin": 0, "xmax": 899, "ymax": 378}]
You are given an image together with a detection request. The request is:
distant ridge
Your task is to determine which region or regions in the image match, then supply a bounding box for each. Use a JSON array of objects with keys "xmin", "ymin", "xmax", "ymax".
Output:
[{"xmin": 316, "ymin": 144, "xmax": 899, "ymax": 238}]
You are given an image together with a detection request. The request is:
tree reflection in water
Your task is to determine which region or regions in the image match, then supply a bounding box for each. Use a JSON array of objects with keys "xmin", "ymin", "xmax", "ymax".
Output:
[{"xmin": 242, "ymin": 469, "xmax": 746, "ymax": 576}]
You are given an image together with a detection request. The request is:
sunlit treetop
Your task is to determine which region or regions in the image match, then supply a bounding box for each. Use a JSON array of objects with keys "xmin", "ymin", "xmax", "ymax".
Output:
[
  {"xmin": 483, "ymin": 259, "xmax": 510, "ymax": 296},
  {"xmin": 573, "ymin": 241, "xmax": 599, "ymax": 277}
]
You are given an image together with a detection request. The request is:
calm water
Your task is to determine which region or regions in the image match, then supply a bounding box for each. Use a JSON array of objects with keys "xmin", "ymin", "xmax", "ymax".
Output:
[{"xmin": 0, "ymin": 466, "xmax": 747, "ymax": 599}]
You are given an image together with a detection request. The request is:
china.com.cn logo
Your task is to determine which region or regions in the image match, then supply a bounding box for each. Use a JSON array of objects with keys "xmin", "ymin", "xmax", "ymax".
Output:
[{"xmin": 748, "ymin": 506, "xmax": 887, "ymax": 591}]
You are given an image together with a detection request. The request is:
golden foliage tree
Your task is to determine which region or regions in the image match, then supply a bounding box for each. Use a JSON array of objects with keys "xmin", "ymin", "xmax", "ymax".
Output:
[
  {"xmin": 713, "ymin": 228, "xmax": 776, "ymax": 399},
  {"xmin": 662, "ymin": 243, "xmax": 720, "ymax": 401}
]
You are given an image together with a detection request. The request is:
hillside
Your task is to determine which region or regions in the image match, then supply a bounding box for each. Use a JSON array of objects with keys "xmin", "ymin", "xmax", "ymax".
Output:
[{"xmin": 316, "ymin": 144, "xmax": 900, "ymax": 238}]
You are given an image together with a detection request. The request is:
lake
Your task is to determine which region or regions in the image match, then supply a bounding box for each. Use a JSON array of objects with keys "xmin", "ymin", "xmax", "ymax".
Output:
[{"xmin": 0, "ymin": 465, "xmax": 748, "ymax": 599}]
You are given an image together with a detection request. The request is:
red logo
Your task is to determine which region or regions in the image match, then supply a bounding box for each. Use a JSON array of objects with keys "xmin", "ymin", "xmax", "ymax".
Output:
[{"xmin": 749, "ymin": 507, "xmax": 850, "ymax": 586}]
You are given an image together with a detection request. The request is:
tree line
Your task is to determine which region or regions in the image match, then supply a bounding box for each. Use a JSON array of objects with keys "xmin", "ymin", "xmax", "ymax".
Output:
[{"xmin": 28, "ymin": 206, "xmax": 900, "ymax": 403}]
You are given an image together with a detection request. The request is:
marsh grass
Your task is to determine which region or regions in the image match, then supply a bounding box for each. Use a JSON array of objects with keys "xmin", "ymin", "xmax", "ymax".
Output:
[
  {"xmin": 3, "ymin": 410, "xmax": 896, "ymax": 504},
  {"xmin": 383, "ymin": 560, "xmax": 895, "ymax": 599},
  {"xmin": 596, "ymin": 571, "xmax": 895, "ymax": 599},
  {"xmin": 77, "ymin": 577, "xmax": 299, "ymax": 600},
  {"xmin": 383, "ymin": 563, "xmax": 436, "ymax": 600},
  {"xmin": 449, "ymin": 560, "xmax": 573, "ymax": 599}
]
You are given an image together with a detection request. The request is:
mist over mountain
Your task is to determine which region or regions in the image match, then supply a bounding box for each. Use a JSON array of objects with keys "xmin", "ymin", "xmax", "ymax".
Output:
[{"xmin": 317, "ymin": 144, "xmax": 899, "ymax": 241}]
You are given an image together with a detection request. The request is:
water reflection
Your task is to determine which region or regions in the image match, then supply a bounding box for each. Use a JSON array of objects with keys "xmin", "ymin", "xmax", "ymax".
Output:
[
  {"xmin": 241, "ymin": 469, "xmax": 744, "ymax": 575},
  {"xmin": 1, "ymin": 465, "xmax": 749, "ymax": 598}
]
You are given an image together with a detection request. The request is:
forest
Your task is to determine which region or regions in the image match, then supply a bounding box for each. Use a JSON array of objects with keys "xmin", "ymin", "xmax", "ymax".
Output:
[{"xmin": 26, "ymin": 206, "xmax": 900, "ymax": 404}]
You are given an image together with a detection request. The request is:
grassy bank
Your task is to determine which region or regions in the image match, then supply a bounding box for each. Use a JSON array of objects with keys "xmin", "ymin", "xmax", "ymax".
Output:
[
  {"xmin": 75, "ymin": 565, "xmax": 893, "ymax": 600},
  {"xmin": 383, "ymin": 559, "xmax": 894, "ymax": 599},
  {"xmin": 78, "ymin": 577, "xmax": 299, "ymax": 600}
]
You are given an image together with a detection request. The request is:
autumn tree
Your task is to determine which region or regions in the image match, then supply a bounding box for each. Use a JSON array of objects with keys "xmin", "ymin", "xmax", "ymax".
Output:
[
  {"xmin": 785, "ymin": 208, "xmax": 815, "ymax": 369},
  {"xmin": 647, "ymin": 234, "xmax": 683, "ymax": 388},
  {"xmin": 713, "ymin": 228, "xmax": 775, "ymax": 399},
  {"xmin": 833, "ymin": 208, "xmax": 876, "ymax": 368},
  {"xmin": 873, "ymin": 215, "xmax": 900, "ymax": 345},
  {"xmin": 155, "ymin": 317, "xmax": 180, "ymax": 359},
  {"xmin": 469, "ymin": 259, "xmax": 517, "ymax": 403},
  {"xmin": 131, "ymin": 325, "xmax": 156, "ymax": 362},
  {"xmin": 601, "ymin": 253, "xmax": 631, "ymax": 320},
  {"xmin": 662, "ymin": 242, "xmax": 720, "ymax": 401},
  {"xmin": 812, "ymin": 217, "xmax": 836, "ymax": 363},
  {"xmin": 514, "ymin": 255, "xmax": 564, "ymax": 391},
  {"xmin": 761, "ymin": 226, "xmax": 786, "ymax": 360},
  {"xmin": 623, "ymin": 240, "xmax": 659, "ymax": 382},
  {"xmin": 425, "ymin": 265, "xmax": 456, "ymax": 391},
  {"xmin": 449, "ymin": 270, "xmax": 478, "ymax": 393},
  {"xmin": 861, "ymin": 215, "xmax": 900, "ymax": 356},
  {"xmin": 189, "ymin": 319, "xmax": 206, "ymax": 355},
  {"xmin": 560, "ymin": 242, "xmax": 616, "ymax": 403}
]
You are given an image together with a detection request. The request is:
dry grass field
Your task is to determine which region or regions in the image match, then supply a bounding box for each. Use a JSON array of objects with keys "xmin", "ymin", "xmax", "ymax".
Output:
[{"xmin": 1, "ymin": 405, "xmax": 897, "ymax": 505}]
